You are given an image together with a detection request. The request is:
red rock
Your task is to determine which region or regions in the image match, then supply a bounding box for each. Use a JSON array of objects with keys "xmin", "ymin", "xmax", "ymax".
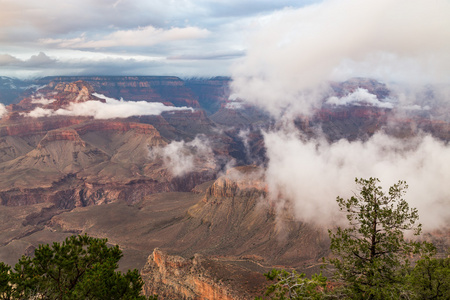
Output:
[
  {"xmin": 38, "ymin": 129, "xmax": 85, "ymax": 148},
  {"xmin": 74, "ymin": 121, "xmax": 160, "ymax": 135}
]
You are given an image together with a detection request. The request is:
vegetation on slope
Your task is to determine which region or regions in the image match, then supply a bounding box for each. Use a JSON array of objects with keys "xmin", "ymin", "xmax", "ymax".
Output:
[{"xmin": 0, "ymin": 234, "xmax": 157, "ymax": 299}]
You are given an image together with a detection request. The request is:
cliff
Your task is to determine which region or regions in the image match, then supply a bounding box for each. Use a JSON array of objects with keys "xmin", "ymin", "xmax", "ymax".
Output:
[
  {"xmin": 141, "ymin": 248, "xmax": 267, "ymax": 300},
  {"xmin": 37, "ymin": 76, "xmax": 202, "ymax": 108},
  {"xmin": 156, "ymin": 166, "xmax": 330, "ymax": 270},
  {"xmin": 185, "ymin": 77, "xmax": 231, "ymax": 115},
  {"xmin": 0, "ymin": 117, "xmax": 86, "ymax": 137}
]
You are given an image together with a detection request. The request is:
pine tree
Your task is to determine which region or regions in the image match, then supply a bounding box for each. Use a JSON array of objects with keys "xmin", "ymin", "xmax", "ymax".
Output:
[{"xmin": 328, "ymin": 177, "xmax": 434, "ymax": 299}]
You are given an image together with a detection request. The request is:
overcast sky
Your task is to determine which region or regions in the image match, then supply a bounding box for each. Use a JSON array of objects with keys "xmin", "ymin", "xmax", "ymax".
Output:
[{"xmin": 0, "ymin": 0, "xmax": 315, "ymax": 78}]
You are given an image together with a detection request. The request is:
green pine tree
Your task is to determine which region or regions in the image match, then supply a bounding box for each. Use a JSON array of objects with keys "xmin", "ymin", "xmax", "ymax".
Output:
[
  {"xmin": 0, "ymin": 234, "xmax": 156, "ymax": 299},
  {"xmin": 328, "ymin": 177, "xmax": 434, "ymax": 299}
]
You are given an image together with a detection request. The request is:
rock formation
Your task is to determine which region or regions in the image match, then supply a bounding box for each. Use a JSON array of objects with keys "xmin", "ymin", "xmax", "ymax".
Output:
[{"xmin": 141, "ymin": 248, "xmax": 267, "ymax": 300}]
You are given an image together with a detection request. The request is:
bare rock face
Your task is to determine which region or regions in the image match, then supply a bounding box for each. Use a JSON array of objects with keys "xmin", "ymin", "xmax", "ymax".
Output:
[
  {"xmin": 38, "ymin": 129, "xmax": 86, "ymax": 148},
  {"xmin": 141, "ymin": 248, "xmax": 267, "ymax": 300}
]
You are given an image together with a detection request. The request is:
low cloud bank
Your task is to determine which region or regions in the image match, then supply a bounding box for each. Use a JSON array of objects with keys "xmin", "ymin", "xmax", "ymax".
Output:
[
  {"xmin": 23, "ymin": 93, "xmax": 193, "ymax": 119},
  {"xmin": 149, "ymin": 135, "xmax": 217, "ymax": 177},
  {"xmin": 263, "ymin": 129, "xmax": 450, "ymax": 230}
]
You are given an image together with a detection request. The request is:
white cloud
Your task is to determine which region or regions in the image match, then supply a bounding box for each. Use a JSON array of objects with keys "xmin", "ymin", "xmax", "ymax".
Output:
[
  {"xmin": 31, "ymin": 96, "xmax": 55, "ymax": 105},
  {"xmin": 231, "ymin": 0, "xmax": 450, "ymax": 117},
  {"xmin": 22, "ymin": 93, "xmax": 193, "ymax": 119},
  {"xmin": 263, "ymin": 129, "xmax": 450, "ymax": 231},
  {"xmin": 0, "ymin": 104, "xmax": 8, "ymax": 118},
  {"xmin": 41, "ymin": 26, "xmax": 210, "ymax": 49},
  {"xmin": 149, "ymin": 135, "xmax": 217, "ymax": 177},
  {"xmin": 225, "ymin": 101, "xmax": 244, "ymax": 109},
  {"xmin": 326, "ymin": 88, "xmax": 394, "ymax": 109}
]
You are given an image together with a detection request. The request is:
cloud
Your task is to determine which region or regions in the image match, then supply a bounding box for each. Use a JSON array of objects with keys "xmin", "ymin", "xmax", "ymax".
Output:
[
  {"xmin": 26, "ymin": 52, "xmax": 56, "ymax": 66},
  {"xmin": 0, "ymin": 0, "xmax": 319, "ymax": 78},
  {"xmin": 167, "ymin": 50, "xmax": 245, "ymax": 61},
  {"xmin": 0, "ymin": 104, "xmax": 8, "ymax": 118},
  {"xmin": 31, "ymin": 96, "xmax": 56, "ymax": 105},
  {"xmin": 41, "ymin": 26, "xmax": 210, "ymax": 49},
  {"xmin": 0, "ymin": 54, "xmax": 21, "ymax": 66},
  {"xmin": 0, "ymin": 51, "xmax": 235, "ymax": 79},
  {"xmin": 0, "ymin": 52, "xmax": 56, "ymax": 68},
  {"xmin": 326, "ymin": 88, "xmax": 394, "ymax": 109},
  {"xmin": 231, "ymin": 0, "xmax": 450, "ymax": 117},
  {"xmin": 263, "ymin": 129, "xmax": 450, "ymax": 231},
  {"xmin": 22, "ymin": 93, "xmax": 193, "ymax": 119},
  {"xmin": 149, "ymin": 135, "xmax": 217, "ymax": 177}
]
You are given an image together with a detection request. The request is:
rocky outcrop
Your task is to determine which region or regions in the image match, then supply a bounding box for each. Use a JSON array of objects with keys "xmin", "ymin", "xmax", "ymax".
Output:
[
  {"xmin": 38, "ymin": 129, "xmax": 86, "ymax": 148},
  {"xmin": 74, "ymin": 120, "xmax": 162, "ymax": 136},
  {"xmin": 141, "ymin": 248, "xmax": 267, "ymax": 300}
]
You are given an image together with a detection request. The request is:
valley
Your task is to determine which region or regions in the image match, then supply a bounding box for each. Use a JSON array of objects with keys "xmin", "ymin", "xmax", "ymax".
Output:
[{"xmin": 0, "ymin": 76, "xmax": 448, "ymax": 299}]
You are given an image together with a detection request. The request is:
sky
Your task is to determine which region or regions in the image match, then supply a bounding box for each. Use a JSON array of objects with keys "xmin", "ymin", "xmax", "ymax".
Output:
[{"xmin": 0, "ymin": 0, "xmax": 315, "ymax": 78}]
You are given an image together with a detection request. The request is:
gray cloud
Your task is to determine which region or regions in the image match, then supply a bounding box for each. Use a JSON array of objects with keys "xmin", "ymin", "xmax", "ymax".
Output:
[
  {"xmin": 0, "ymin": 52, "xmax": 234, "ymax": 78},
  {"xmin": 0, "ymin": 54, "xmax": 20, "ymax": 66},
  {"xmin": 0, "ymin": 52, "xmax": 55, "ymax": 68}
]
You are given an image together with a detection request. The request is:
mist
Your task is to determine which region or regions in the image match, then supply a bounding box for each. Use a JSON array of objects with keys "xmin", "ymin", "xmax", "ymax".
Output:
[
  {"xmin": 229, "ymin": 0, "xmax": 450, "ymax": 231},
  {"xmin": 263, "ymin": 129, "xmax": 450, "ymax": 230},
  {"xmin": 149, "ymin": 135, "xmax": 217, "ymax": 177}
]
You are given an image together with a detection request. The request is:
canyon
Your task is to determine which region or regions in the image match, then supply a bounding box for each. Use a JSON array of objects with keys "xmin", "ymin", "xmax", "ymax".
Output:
[{"xmin": 0, "ymin": 76, "xmax": 449, "ymax": 299}]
